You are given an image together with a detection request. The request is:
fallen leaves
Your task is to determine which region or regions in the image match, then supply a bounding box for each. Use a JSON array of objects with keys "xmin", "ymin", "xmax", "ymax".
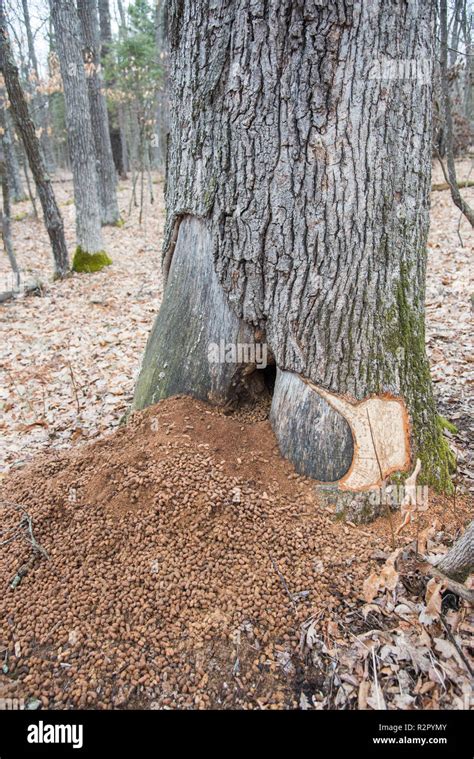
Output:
[{"xmin": 363, "ymin": 550, "xmax": 400, "ymax": 603}]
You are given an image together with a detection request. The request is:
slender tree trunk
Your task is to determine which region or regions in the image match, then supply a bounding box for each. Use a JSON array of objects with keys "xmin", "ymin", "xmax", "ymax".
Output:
[
  {"xmin": 20, "ymin": 151, "xmax": 38, "ymax": 218},
  {"xmin": 50, "ymin": 0, "xmax": 109, "ymax": 271},
  {"xmin": 117, "ymin": 103, "xmax": 129, "ymax": 177},
  {"xmin": 154, "ymin": 0, "xmax": 168, "ymax": 171},
  {"xmin": 0, "ymin": 155, "xmax": 20, "ymax": 286},
  {"xmin": 439, "ymin": 0, "xmax": 474, "ymax": 226},
  {"xmin": 2, "ymin": 108, "xmax": 26, "ymax": 202},
  {"xmin": 0, "ymin": 10, "xmax": 69, "ymax": 278},
  {"xmin": 77, "ymin": 0, "xmax": 119, "ymax": 225},
  {"xmin": 98, "ymin": 0, "xmax": 112, "ymax": 60},
  {"xmin": 461, "ymin": 0, "xmax": 473, "ymax": 122},
  {"xmin": 135, "ymin": 0, "xmax": 453, "ymax": 494},
  {"xmin": 98, "ymin": 0, "xmax": 126, "ymax": 178},
  {"xmin": 21, "ymin": 0, "xmax": 56, "ymax": 173}
]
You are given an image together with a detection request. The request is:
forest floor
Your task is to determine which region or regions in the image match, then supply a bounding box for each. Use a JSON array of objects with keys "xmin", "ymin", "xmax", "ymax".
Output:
[{"xmin": 0, "ymin": 163, "xmax": 472, "ymax": 710}]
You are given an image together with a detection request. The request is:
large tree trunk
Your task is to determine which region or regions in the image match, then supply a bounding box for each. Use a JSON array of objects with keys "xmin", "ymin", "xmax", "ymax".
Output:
[
  {"xmin": 50, "ymin": 0, "xmax": 110, "ymax": 271},
  {"xmin": 135, "ymin": 0, "xmax": 453, "ymax": 492},
  {"xmin": 0, "ymin": 12, "xmax": 69, "ymax": 278},
  {"xmin": 77, "ymin": 0, "xmax": 119, "ymax": 225}
]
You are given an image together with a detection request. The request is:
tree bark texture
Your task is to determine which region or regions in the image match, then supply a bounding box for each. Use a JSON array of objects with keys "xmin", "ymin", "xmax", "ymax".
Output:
[
  {"xmin": 98, "ymin": 0, "xmax": 112, "ymax": 60},
  {"xmin": 0, "ymin": 11, "xmax": 69, "ymax": 277},
  {"xmin": 436, "ymin": 520, "xmax": 474, "ymax": 583},
  {"xmin": 50, "ymin": 0, "xmax": 104, "ymax": 256},
  {"xmin": 21, "ymin": 0, "xmax": 56, "ymax": 173},
  {"xmin": 135, "ymin": 0, "xmax": 453, "ymax": 491},
  {"xmin": 77, "ymin": 0, "xmax": 119, "ymax": 225},
  {"xmin": 0, "ymin": 155, "xmax": 20, "ymax": 285},
  {"xmin": 1, "ymin": 99, "xmax": 26, "ymax": 202}
]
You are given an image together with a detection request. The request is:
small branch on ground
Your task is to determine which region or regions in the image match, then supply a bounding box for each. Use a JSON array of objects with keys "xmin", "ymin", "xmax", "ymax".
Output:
[
  {"xmin": 0, "ymin": 499, "xmax": 49, "ymax": 559},
  {"xmin": 269, "ymin": 553, "xmax": 296, "ymax": 611},
  {"xmin": 417, "ymin": 560, "xmax": 474, "ymax": 605}
]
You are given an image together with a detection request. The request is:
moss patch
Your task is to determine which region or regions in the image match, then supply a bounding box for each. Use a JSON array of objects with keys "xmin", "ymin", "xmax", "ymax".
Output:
[
  {"xmin": 72, "ymin": 247, "xmax": 112, "ymax": 273},
  {"xmin": 438, "ymin": 415, "xmax": 458, "ymax": 435},
  {"xmin": 382, "ymin": 261, "xmax": 456, "ymax": 494},
  {"xmin": 13, "ymin": 211, "xmax": 28, "ymax": 222}
]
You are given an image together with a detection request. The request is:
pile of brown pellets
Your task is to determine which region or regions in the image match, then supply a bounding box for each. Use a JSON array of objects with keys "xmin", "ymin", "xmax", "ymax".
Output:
[{"xmin": 0, "ymin": 396, "xmax": 404, "ymax": 709}]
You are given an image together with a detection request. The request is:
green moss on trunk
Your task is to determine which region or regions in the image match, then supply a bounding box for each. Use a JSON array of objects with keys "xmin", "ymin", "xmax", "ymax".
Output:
[
  {"xmin": 72, "ymin": 247, "xmax": 112, "ymax": 273},
  {"xmin": 389, "ymin": 263, "xmax": 456, "ymax": 493}
]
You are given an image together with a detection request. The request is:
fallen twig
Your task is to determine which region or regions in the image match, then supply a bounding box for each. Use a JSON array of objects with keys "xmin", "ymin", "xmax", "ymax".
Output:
[
  {"xmin": 431, "ymin": 179, "xmax": 474, "ymax": 192},
  {"xmin": 439, "ymin": 613, "xmax": 474, "ymax": 678},
  {"xmin": 269, "ymin": 553, "xmax": 296, "ymax": 610},
  {"xmin": 417, "ymin": 560, "xmax": 474, "ymax": 605},
  {"xmin": 0, "ymin": 499, "xmax": 49, "ymax": 559}
]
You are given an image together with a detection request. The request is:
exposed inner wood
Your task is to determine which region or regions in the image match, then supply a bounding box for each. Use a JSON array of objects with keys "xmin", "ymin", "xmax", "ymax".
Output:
[
  {"xmin": 271, "ymin": 370, "xmax": 411, "ymax": 490},
  {"xmin": 306, "ymin": 380, "xmax": 411, "ymax": 490}
]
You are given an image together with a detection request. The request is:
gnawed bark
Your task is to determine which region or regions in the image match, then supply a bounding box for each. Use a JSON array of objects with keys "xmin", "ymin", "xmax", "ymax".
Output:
[
  {"xmin": 270, "ymin": 370, "xmax": 353, "ymax": 483},
  {"xmin": 136, "ymin": 0, "xmax": 453, "ymax": 493},
  {"xmin": 270, "ymin": 371, "xmax": 410, "ymax": 488},
  {"xmin": 135, "ymin": 215, "xmax": 263, "ymax": 408}
]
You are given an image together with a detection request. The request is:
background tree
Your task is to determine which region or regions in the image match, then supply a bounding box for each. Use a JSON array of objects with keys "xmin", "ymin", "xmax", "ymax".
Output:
[
  {"xmin": 20, "ymin": 0, "xmax": 56, "ymax": 172},
  {"xmin": 105, "ymin": 0, "xmax": 163, "ymax": 214},
  {"xmin": 436, "ymin": 0, "xmax": 474, "ymax": 227},
  {"xmin": 50, "ymin": 0, "xmax": 110, "ymax": 272},
  {"xmin": 0, "ymin": 4, "xmax": 68, "ymax": 278},
  {"xmin": 0, "ymin": 114, "xmax": 20, "ymax": 290},
  {"xmin": 97, "ymin": 0, "xmax": 128, "ymax": 178},
  {"xmin": 77, "ymin": 0, "xmax": 120, "ymax": 226},
  {"xmin": 134, "ymin": 0, "xmax": 454, "ymax": 493},
  {"xmin": 0, "ymin": 99, "xmax": 26, "ymax": 202}
]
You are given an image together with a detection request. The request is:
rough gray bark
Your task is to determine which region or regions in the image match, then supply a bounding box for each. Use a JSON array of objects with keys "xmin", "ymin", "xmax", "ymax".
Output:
[
  {"xmin": 461, "ymin": 0, "xmax": 473, "ymax": 123},
  {"xmin": 436, "ymin": 520, "xmax": 474, "ymax": 582},
  {"xmin": 98, "ymin": 0, "xmax": 112, "ymax": 60},
  {"xmin": 21, "ymin": 0, "xmax": 56, "ymax": 173},
  {"xmin": 135, "ymin": 215, "xmax": 263, "ymax": 407},
  {"xmin": 439, "ymin": 0, "xmax": 474, "ymax": 227},
  {"xmin": 50, "ymin": 0, "xmax": 104, "ymax": 258},
  {"xmin": 153, "ymin": 0, "xmax": 169, "ymax": 171},
  {"xmin": 77, "ymin": 0, "xmax": 119, "ymax": 225},
  {"xmin": 0, "ymin": 152, "xmax": 20, "ymax": 286},
  {"xmin": 2, "ymin": 108, "xmax": 26, "ymax": 202},
  {"xmin": 0, "ymin": 10, "xmax": 69, "ymax": 278},
  {"xmin": 135, "ymin": 0, "xmax": 453, "ymax": 490}
]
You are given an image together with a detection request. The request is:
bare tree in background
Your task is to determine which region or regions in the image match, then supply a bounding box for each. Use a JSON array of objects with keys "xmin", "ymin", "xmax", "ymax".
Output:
[
  {"xmin": 20, "ymin": 0, "xmax": 56, "ymax": 173},
  {"xmin": 437, "ymin": 0, "xmax": 474, "ymax": 227},
  {"xmin": 0, "ymin": 110, "xmax": 20, "ymax": 290},
  {"xmin": 0, "ymin": 4, "xmax": 68, "ymax": 278},
  {"xmin": 77, "ymin": 0, "xmax": 120, "ymax": 226},
  {"xmin": 1, "ymin": 100, "xmax": 26, "ymax": 202},
  {"xmin": 50, "ymin": 0, "xmax": 110, "ymax": 271}
]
